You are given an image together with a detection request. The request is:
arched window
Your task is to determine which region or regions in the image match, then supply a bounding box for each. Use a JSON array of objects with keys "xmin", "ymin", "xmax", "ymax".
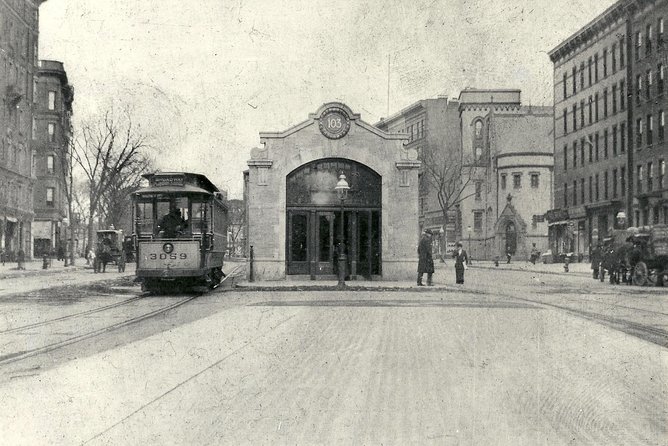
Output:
[{"xmin": 474, "ymin": 120, "xmax": 483, "ymax": 138}]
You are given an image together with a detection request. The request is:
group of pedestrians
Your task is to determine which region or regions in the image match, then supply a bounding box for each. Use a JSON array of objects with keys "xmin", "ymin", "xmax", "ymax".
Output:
[{"xmin": 417, "ymin": 229, "xmax": 469, "ymax": 286}]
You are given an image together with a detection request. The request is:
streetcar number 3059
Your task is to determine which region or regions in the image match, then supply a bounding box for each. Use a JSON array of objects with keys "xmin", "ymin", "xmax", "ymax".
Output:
[{"xmin": 149, "ymin": 253, "xmax": 187, "ymax": 260}]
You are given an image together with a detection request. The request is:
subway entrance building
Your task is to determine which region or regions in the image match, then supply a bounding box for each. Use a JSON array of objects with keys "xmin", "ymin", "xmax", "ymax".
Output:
[{"xmin": 245, "ymin": 103, "xmax": 420, "ymax": 281}]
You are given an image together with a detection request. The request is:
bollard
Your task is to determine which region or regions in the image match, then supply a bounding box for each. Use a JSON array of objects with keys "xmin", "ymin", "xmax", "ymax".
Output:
[
  {"xmin": 42, "ymin": 254, "xmax": 49, "ymax": 269},
  {"xmin": 494, "ymin": 256, "xmax": 499, "ymax": 267},
  {"xmin": 249, "ymin": 245, "xmax": 255, "ymax": 282},
  {"xmin": 564, "ymin": 257, "xmax": 570, "ymax": 272}
]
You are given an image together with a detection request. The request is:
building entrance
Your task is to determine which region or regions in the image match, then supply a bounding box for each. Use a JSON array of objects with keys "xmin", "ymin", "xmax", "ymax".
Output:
[{"xmin": 286, "ymin": 158, "xmax": 381, "ymax": 279}]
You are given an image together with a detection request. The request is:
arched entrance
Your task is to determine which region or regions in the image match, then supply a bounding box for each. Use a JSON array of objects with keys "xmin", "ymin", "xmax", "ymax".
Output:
[
  {"xmin": 505, "ymin": 221, "xmax": 517, "ymax": 255},
  {"xmin": 286, "ymin": 158, "xmax": 381, "ymax": 279}
]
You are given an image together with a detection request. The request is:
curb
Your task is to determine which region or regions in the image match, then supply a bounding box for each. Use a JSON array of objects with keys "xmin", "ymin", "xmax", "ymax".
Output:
[
  {"xmin": 0, "ymin": 265, "xmax": 88, "ymax": 280},
  {"xmin": 472, "ymin": 263, "xmax": 591, "ymax": 277}
]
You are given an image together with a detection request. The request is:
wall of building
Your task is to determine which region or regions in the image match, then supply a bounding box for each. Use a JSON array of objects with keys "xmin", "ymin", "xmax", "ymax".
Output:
[{"xmin": 247, "ymin": 103, "xmax": 418, "ymax": 281}]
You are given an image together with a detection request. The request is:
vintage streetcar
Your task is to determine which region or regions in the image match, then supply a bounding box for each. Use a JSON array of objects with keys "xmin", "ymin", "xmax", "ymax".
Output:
[{"xmin": 132, "ymin": 172, "xmax": 229, "ymax": 293}]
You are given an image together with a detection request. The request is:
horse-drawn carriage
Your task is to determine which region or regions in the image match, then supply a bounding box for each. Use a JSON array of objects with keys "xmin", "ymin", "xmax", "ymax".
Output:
[
  {"xmin": 597, "ymin": 229, "xmax": 634, "ymax": 284},
  {"xmin": 94, "ymin": 228, "xmax": 126, "ymax": 273},
  {"xmin": 627, "ymin": 225, "xmax": 668, "ymax": 286}
]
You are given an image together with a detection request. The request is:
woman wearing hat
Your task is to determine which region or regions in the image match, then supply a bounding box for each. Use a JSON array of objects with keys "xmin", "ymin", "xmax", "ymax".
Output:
[
  {"xmin": 417, "ymin": 229, "xmax": 434, "ymax": 286},
  {"xmin": 452, "ymin": 241, "xmax": 468, "ymax": 284}
]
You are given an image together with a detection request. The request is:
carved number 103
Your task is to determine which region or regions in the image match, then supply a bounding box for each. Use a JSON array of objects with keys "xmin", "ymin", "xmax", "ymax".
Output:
[{"xmin": 328, "ymin": 116, "xmax": 342, "ymax": 129}]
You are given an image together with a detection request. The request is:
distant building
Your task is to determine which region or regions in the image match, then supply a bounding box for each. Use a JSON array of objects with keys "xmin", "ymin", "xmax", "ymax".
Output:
[
  {"xmin": 547, "ymin": 0, "xmax": 668, "ymax": 261},
  {"xmin": 32, "ymin": 60, "xmax": 74, "ymax": 257},
  {"xmin": 458, "ymin": 89, "xmax": 553, "ymax": 260},
  {"xmin": 0, "ymin": 0, "xmax": 49, "ymax": 260},
  {"xmin": 375, "ymin": 96, "xmax": 461, "ymax": 258}
]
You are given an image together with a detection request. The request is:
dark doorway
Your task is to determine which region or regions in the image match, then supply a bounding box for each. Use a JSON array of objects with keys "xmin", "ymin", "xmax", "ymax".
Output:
[
  {"xmin": 286, "ymin": 158, "xmax": 381, "ymax": 279},
  {"xmin": 505, "ymin": 221, "xmax": 517, "ymax": 255}
]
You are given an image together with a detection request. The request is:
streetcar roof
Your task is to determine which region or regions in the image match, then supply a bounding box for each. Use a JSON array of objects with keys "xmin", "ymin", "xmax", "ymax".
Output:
[
  {"xmin": 134, "ymin": 184, "xmax": 213, "ymax": 195},
  {"xmin": 141, "ymin": 172, "xmax": 220, "ymax": 193}
]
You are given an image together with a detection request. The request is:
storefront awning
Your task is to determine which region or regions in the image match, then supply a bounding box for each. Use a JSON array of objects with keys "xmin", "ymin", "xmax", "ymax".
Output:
[{"xmin": 548, "ymin": 220, "xmax": 569, "ymax": 227}]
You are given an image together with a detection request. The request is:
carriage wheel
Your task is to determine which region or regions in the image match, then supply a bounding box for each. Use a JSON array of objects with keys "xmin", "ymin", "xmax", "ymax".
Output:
[{"xmin": 632, "ymin": 261, "xmax": 649, "ymax": 286}]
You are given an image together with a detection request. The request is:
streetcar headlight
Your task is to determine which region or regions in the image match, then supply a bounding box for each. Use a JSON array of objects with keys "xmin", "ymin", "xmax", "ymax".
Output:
[{"xmin": 163, "ymin": 243, "xmax": 174, "ymax": 254}]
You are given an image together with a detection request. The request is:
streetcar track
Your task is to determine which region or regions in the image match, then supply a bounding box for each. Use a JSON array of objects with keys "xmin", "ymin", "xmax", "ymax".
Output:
[
  {"xmin": 0, "ymin": 295, "xmax": 199, "ymax": 366},
  {"xmin": 0, "ymin": 295, "xmax": 147, "ymax": 334}
]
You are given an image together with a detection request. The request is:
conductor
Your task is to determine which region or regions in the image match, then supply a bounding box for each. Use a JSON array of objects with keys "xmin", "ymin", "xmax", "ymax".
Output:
[{"xmin": 159, "ymin": 208, "xmax": 185, "ymax": 238}]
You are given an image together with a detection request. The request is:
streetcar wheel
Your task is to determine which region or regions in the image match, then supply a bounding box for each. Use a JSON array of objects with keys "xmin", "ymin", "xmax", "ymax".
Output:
[{"xmin": 632, "ymin": 261, "xmax": 649, "ymax": 286}]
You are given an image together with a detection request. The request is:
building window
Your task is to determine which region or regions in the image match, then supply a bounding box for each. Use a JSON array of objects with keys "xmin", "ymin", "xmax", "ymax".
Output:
[
  {"xmin": 604, "ymin": 171, "xmax": 609, "ymax": 200},
  {"xmin": 580, "ymin": 99, "xmax": 585, "ymax": 128},
  {"xmin": 588, "ymin": 176, "xmax": 593, "ymax": 203},
  {"xmin": 580, "ymin": 178, "xmax": 585, "ymax": 204},
  {"xmin": 474, "ymin": 181, "xmax": 482, "ymax": 200},
  {"xmin": 603, "ymin": 48, "xmax": 608, "ymax": 77},
  {"xmin": 659, "ymin": 18, "xmax": 665, "ymax": 47},
  {"xmin": 573, "ymin": 140, "xmax": 577, "ymax": 168},
  {"xmin": 588, "ymin": 57, "xmax": 593, "ymax": 85},
  {"xmin": 621, "ymin": 166, "xmax": 626, "ymax": 196},
  {"xmin": 647, "ymin": 24, "xmax": 653, "ymax": 55},
  {"xmin": 588, "ymin": 96, "xmax": 593, "ymax": 124},
  {"xmin": 595, "ymin": 93, "xmax": 599, "ymax": 121},
  {"xmin": 513, "ymin": 173, "xmax": 521, "ymax": 189},
  {"xmin": 660, "ymin": 159, "xmax": 665, "ymax": 189},
  {"xmin": 580, "ymin": 62, "xmax": 585, "ymax": 90},
  {"xmin": 595, "ymin": 53, "xmax": 599, "ymax": 82},
  {"xmin": 473, "ymin": 211, "xmax": 483, "ymax": 232},
  {"xmin": 636, "ymin": 31, "xmax": 642, "ymax": 61},
  {"xmin": 661, "ymin": 111, "xmax": 665, "ymax": 141},
  {"xmin": 563, "ymin": 144, "xmax": 568, "ymax": 171},
  {"xmin": 47, "ymin": 155, "xmax": 54, "ymax": 174},
  {"xmin": 636, "ymin": 75, "xmax": 642, "ymax": 105},
  {"xmin": 595, "ymin": 132, "xmax": 600, "ymax": 161},
  {"xmin": 572, "ymin": 103, "xmax": 577, "ymax": 131},
  {"xmin": 620, "ymin": 36, "xmax": 626, "ymax": 68},
  {"xmin": 612, "ymin": 43, "xmax": 617, "ymax": 73},
  {"xmin": 47, "ymin": 122, "xmax": 56, "ymax": 143},
  {"xmin": 620, "ymin": 80, "xmax": 626, "ymax": 110},
  {"xmin": 564, "ymin": 183, "xmax": 568, "ymax": 207},
  {"xmin": 31, "ymin": 116, "xmax": 36, "ymax": 140},
  {"xmin": 659, "ymin": 64, "xmax": 665, "ymax": 94},
  {"xmin": 647, "ymin": 70, "xmax": 653, "ymax": 99},
  {"xmin": 637, "ymin": 164, "xmax": 644, "ymax": 193},
  {"xmin": 573, "ymin": 180, "xmax": 577, "ymax": 205},
  {"xmin": 612, "ymin": 168, "xmax": 618, "ymax": 198},
  {"xmin": 637, "ymin": 118, "xmax": 643, "ymax": 148},
  {"xmin": 46, "ymin": 187, "xmax": 54, "ymax": 207},
  {"xmin": 612, "ymin": 84, "xmax": 617, "ymax": 114},
  {"xmin": 580, "ymin": 138, "xmax": 585, "ymax": 165},
  {"xmin": 603, "ymin": 88, "xmax": 608, "ymax": 117},
  {"xmin": 531, "ymin": 173, "xmax": 539, "ymax": 188},
  {"xmin": 563, "ymin": 72, "xmax": 568, "ymax": 100},
  {"xmin": 501, "ymin": 174, "xmax": 507, "ymax": 190},
  {"xmin": 612, "ymin": 125, "xmax": 618, "ymax": 156},
  {"xmin": 595, "ymin": 174, "xmax": 600, "ymax": 201},
  {"xmin": 572, "ymin": 66, "xmax": 577, "ymax": 94},
  {"xmin": 48, "ymin": 91, "xmax": 56, "ymax": 110},
  {"xmin": 648, "ymin": 114, "xmax": 654, "ymax": 145},
  {"xmin": 588, "ymin": 134, "xmax": 593, "ymax": 162},
  {"xmin": 621, "ymin": 122, "xmax": 626, "ymax": 152},
  {"xmin": 604, "ymin": 128, "xmax": 608, "ymax": 158},
  {"xmin": 563, "ymin": 109, "xmax": 568, "ymax": 134},
  {"xmin": 648, "ymin": 161, "xmax": 654, "ymax": 191}
]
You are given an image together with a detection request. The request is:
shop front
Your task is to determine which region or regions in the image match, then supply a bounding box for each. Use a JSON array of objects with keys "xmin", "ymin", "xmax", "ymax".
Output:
[{"xmin": 246, "ymin": 102, "xmax": 419, "ymax": 281}]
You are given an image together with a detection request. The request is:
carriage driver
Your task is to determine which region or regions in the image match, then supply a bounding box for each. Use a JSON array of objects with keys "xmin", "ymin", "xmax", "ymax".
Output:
[{"xmin": 159, "ymin": 207, "xmax": 186, "ymax": 238}]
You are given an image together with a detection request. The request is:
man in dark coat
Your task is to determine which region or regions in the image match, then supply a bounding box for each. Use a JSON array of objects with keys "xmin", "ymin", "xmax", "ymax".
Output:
[
  {"xmin": 452, "ymin": 241, "xmax": 468, "ymax": 284},
  {"xmin": 417, "ymin": 229, "xmax": 434, "ymax": 286}
]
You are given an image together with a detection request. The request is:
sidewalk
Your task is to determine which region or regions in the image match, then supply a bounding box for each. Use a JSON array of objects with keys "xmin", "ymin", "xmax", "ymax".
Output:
[
  {"xmin": 0, "ymin": 258, "xmax": 89, "ymax": 280},
  {"xmin": 469, "ymin": 259, "xmax": 592, "ymax": 277}
]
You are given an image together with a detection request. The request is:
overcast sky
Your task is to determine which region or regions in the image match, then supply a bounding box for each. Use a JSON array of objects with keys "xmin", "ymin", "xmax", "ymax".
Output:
[{"xmin": 39, "ymin": 0, "xmax": 616, "ymax": 198}]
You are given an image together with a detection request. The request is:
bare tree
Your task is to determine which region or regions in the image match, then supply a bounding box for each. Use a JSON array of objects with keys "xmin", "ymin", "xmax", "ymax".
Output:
[
  {"xmin": 420, "ymin": 143, "xmax": 477, "ymax": 249},
  {"xmin": 70, "ymin": 107, "xmax": 150, "ymax": 252},
  {"xmin": 226, "ymin": 199, "xmax": 247, "ymax": 257}
]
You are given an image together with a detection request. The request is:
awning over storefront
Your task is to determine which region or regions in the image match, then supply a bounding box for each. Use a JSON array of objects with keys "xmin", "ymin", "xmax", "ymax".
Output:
[{"xmin": 548, "ymin": 220, "xmax": 569, "ymax": 227}]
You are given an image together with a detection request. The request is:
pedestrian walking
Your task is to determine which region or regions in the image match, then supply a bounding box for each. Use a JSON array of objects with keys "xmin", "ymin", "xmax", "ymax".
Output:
[
  {"xmin": 452, "ymin": 242, "xmax": 468, "ymax": 284},
  {"xmin": 417, "ymin": 229, "xmax": 434, "ymax": 286},
  {"xmin": 17, "ymin": 249, "xmax": 25, "ymax": 270},
  {"xmin": 0, "ymin": 248, "xmax": 5, "ymax": 266}
]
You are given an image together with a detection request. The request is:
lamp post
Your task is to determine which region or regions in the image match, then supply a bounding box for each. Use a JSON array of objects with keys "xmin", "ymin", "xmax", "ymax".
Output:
[
  {"xmin": 335, "ymin": 172, "xmax": 350, "ymax": 289},
  {"xmin": 467, "ymin": 225, "xmax": 472, "ymax": 265},
  {"xmin": 62, "ymin": 218, "xmax": 69, "ymax": 267}
]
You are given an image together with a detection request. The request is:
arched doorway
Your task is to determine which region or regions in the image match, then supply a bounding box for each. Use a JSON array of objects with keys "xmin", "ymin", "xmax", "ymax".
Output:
[
  {"xmin": 286, "ymin": 158, "xmax": 381, "ymax": 279},
  {"xmin": 505, "ymin": 221, "xmax": 517, "ymax": 255}
]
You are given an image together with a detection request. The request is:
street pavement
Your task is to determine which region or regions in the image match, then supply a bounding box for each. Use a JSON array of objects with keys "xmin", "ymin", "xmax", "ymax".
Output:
[{"xmin": 0, "ymin": 262, "xmax": 666, "ymax": 445}]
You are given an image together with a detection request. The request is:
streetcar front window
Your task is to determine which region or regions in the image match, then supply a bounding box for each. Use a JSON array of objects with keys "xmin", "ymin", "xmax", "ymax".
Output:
[{"xmin": 134, "ymin": 193, "xmax": 211, "ymax": 238}]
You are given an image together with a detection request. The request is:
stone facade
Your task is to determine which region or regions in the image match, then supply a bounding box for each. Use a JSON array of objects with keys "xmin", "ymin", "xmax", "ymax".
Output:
[
  {"xmin": 245, "ymin": 102, "xmax": 419, "ymax": 281},
  {"xmin": 0, "ymin": 0, "xmax": 48, "ymax": 260}
]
